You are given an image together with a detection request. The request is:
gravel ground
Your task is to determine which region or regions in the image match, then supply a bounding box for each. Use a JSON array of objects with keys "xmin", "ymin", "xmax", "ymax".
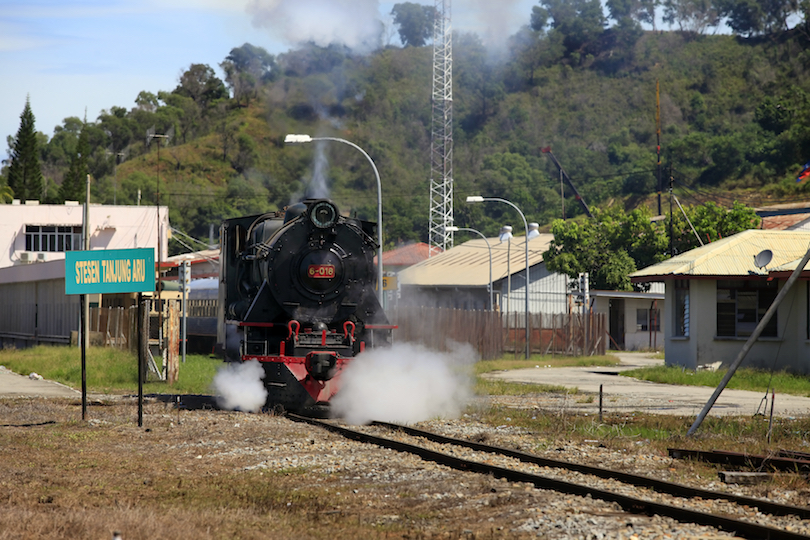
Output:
[
  {"xmin": 167, "ymin": 395, "xmax": 809, "ymax": 539},
  {"xmin": 4, "ymin": 392, "xmax": 810, "ymax": 539}
]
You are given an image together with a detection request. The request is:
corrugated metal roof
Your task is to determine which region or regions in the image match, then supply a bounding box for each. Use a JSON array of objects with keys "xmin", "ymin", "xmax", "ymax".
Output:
[
  {"xmin": 398, "ymin": 234, "xmax": 553, "ymax": 287},
  {"xmin": 761, "ymin": 213, "xmax": 810, "ymax": 230},
  {"xmin": 164, "ymin": 249, "xmax": 219, "ymax": 267},
  {"xmin": 380, "ymin": 242, "xmax": 432, "ymax": 267},
  {"xmin": 631, "ymin": 229, "xmax": 810, "ymax": 281},
  {"xmin": 590, "ymin": 289, "xmax": 665, "ymax": 300}
]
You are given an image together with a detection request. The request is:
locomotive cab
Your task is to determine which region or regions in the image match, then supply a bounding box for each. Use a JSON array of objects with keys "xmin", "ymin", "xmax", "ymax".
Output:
[{"xmin": 218, "ymin": 199, "xmax": 394, "ymax": 413}]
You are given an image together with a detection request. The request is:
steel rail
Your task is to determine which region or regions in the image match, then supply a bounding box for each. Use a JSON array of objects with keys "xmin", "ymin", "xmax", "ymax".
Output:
[
  {"xmin": 287, "ymin": 414, "xmax": 810, "ymax": 540},
  {"xmin": 372, "ymin": 421, "xmax": 810, "ymax": 520},
  {"xmin": 670, "ymin": 447, "xmax": 810, "ymax": 473}
]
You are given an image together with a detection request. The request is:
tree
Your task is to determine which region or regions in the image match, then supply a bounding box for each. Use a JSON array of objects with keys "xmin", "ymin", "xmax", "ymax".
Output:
[
  {"xmin": 544, "ymin": 202, "xmax": 761, "ymax": 291},
  {"xmin": 531, "ymin": 0, "xmax": 606, "ymax": 57},
  {"xmin": 174, "ymin": 63, "xmax": 228, "ymax": 109},
  {"xmin": 607, "ymin": 0, "xmax": 661, "ymax": 28},
  {"xmin": 7, "ymin": 98, "xmax": 43, "ymax": 201},
  {"xmin": 0, "ymin": 183, "xmax": 12, "ymax": 203},
  {"xmin": 662, "ymin": 0, "xmax": 721, "ymax": 33},
  {"xmin": 455, "ymin": 33, "xmax": 505, "ymax": 131},
  {"xmin": 391, "ymin": 2, "xmax": 435, "ymax": 47},
  {"xmin": 668, "ymin": 201, "xmax": 760, "ymax": 254},
  {"xmin": 135, "ymin": 91, "xmax": 159, "ymax": 112},
  {"xmin": 59, "ymin": 122, "xmax": 91, "ymax": 203},
  {"xmin": 543, "ymin": 206, "xmax": 668, "ymax": 290},
  {"xmin": 220, "ymin": 43, "xmax": 277, "ymax": 106},
  {"xmin": 717, "ymin": 0, "xmax": 799, "ymax": 36}
]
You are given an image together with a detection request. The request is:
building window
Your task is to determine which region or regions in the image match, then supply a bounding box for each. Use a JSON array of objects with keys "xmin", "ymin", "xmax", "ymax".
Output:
[
  {"xmin": 674, "ymin": 280, "xmax": 689, "ymax": 337},
  {"xmin": 24, "ymin": 225, "xmax": 82, "ymax": 252},
  {"xmin": 716, "ymin": 280, "xmax": 778, "ymax": 338},
  {"xmin": 636, "ymin": 308, "xmax": 661, "ymax": 332}
]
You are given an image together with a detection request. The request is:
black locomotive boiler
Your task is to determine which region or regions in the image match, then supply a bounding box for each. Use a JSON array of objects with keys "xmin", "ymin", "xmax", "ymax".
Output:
[{"xmin": 217, "ymin": 199, "xmax": 394, "ymax": 413}]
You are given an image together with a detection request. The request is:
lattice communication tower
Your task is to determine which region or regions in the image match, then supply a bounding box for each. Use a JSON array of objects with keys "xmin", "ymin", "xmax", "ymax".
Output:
[{"xmin": 428, "ymin": 0, "xmax": 453, "ymax": 256}]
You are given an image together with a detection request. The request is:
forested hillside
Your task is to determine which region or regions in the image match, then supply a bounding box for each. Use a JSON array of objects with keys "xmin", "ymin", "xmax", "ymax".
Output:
[{"xmin": 4, "ymin": 0, "xmax": 810, "ymax": 255}]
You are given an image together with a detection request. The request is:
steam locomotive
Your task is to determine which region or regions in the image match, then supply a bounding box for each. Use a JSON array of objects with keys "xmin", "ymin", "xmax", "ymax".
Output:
[{"xmin": 217, "ymin": 199, "xmax": 393, "ymax": 413}]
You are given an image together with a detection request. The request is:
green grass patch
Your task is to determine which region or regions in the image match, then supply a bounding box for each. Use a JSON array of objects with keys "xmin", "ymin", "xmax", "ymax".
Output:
[
  {"xmin": 474, "ymin": 353, "xmax": 619, "ymax": 375},
  {"xmin": 475, "ymin": 404, "xmax": 809, "ymax": 452},
  {"xmin": 474, "ymin": 378, "xmax": 571, "ymax": 396},
  {"xmin": 473, "ymin": 353, "xmax": 615, "ymax": 396},
  {"xmin": 0, "ymin": 345, "xmax": 222, "ymax": 395},
  {"xmin": 621, "ymin": 365, "xmax": 810, "ymax": 397}
]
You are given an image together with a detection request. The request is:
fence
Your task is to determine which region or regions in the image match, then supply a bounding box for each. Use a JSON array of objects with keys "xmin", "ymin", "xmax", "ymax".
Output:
[
  {"xmin": 85, "ymin": 306, "xmax": 138, "ymax": 351},
  {"xmin": 81, "ymin": 303, "xmax": 606, "ymax": 361},
  {"xmin": 85, "ymin": 301, "xmax": 181, "ymax": 383},
  {"xmin": 391, "ymin": 307, "xmax": 607, "ymax": 359},
  {"xmin": 502, "ymin": 311, "xmax": 606, "ymax": 357},
  {"xmin": 390, "ymin": 307, "xmax": 504, "ymax": 360}
]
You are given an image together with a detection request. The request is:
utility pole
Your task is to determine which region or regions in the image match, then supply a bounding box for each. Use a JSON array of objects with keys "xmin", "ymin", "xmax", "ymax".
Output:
[
  {"xmin": 147, "ymin": 126, "xmax": 172, "ymax": 378},
  {"xmin": 656, "ymin": 79, "xmax": 662, "ymax": 216}
]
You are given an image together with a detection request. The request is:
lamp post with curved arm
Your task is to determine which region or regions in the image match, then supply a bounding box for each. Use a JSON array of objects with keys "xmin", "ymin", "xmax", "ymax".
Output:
[
  {"xmin": 466, "ymin": 196, "xmax": 530, "ymax": 359},
  {"xmin": 446, "ymin": 226, "xmax": 493, "ymax": 310},
  {"xmin": 285, "ymin": 134, "xmax": 383, "ymax": 306}
]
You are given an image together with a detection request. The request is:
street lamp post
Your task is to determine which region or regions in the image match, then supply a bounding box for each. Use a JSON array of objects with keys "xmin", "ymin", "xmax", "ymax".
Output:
[
  {"xmin": 467, "ymin": 196, "xmax": 531, "ymax": 359},
  {"xmin": 285, "ymin": 134, "xmax": 384, "ymax": 306},
  {"xmin": 446, "ymin": 226, "xmax": 493, "ymax": 310}
]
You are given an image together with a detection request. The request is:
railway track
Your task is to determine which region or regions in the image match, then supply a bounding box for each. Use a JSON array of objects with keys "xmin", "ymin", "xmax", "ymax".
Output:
[{"xmin": 288, "ymin": 413, "xmax": 810, "ymax": 540}]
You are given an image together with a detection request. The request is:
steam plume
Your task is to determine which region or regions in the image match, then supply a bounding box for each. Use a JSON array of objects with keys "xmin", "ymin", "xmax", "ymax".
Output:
[
  {"xmin": 331, "ymin": 341, "xmax": 476, "ymax": 425},
  {"xmin": 213, "ymin": 360, "xmax": 268, "ymax": 413},
  {"xmin": 306, "ymin": 140, "xmax": 330, "ymax": 199},
  {"xmin": 247, "ymin": 0, "xmax": 384, "ymax": 52}
]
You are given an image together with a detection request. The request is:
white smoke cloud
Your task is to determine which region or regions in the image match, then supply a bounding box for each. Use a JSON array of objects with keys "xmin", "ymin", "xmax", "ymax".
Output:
[
  {"xmin": 330, "ymin": 341, "xmax": 477, "ymax": 425},
  {"xmin": 457, "ymin": 0, "xmax": 530, "ymax": 52},
  {"xmin": 247, "ymin": 0, "xmax": 384, "ymax": 52},
  {"xmin": 213, "ymin": 360, "xmax": 268, "ymax": 413}
]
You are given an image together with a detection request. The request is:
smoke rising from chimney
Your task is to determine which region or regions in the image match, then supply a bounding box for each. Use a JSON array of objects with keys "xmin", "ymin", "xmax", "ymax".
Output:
[{"xmin": 306, "ymin": 140, "xmax": 330, "ymax": 199}]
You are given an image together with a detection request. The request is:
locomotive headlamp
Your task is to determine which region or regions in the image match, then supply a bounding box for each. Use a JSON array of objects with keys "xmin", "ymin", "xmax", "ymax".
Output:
[{"xmin": 309, "ymin": 201, "xmax": 338, "ymax": 229}]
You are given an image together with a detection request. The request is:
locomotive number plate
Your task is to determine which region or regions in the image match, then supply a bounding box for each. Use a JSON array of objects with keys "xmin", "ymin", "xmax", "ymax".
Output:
[{"xmin": 308, "ymin": 264, "xmax": 336, "ymax": 278}]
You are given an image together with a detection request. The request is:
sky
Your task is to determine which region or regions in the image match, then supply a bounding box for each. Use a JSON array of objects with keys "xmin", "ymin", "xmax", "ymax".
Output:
[{"xmin": 1, "ymin": 0, "xmax": 539, "ymax": 163}]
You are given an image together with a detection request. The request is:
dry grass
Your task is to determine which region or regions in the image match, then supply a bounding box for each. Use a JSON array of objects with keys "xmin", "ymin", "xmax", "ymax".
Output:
[
  {"xmin": 0, "ymin": 397, "xmax": 540, "ymax": 540},
  {"xmin": 4, "ymin": 394, "xmax": 810, "ymax": 539}
]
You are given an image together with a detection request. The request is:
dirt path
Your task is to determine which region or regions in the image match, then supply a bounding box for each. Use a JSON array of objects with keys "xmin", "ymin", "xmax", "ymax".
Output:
[{"xmin": 485, "ymin": 352, "xmax": 810, "ymax": 418}]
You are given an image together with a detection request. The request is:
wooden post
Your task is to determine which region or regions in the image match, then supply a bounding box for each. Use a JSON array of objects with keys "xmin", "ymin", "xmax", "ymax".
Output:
[{"xmin": 599, "ymin": 384, "xmax": 602, "ymax": 424}]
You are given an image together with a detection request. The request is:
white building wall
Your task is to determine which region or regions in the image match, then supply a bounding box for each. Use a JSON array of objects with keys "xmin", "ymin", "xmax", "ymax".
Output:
[
  {"xmin": 500, "ymin": 263, "xmax": 571, "ymax": 315},
  {"xmin": 665, "ymin": 278, "xmax": 810, "ymax": 374},
  {"xmin": 623, "ymin": 297, "xmax": 664, "ymax": 351},
  {"xmin": 0, "ymin": 201, "xmax": 169, "ymax": 269}
]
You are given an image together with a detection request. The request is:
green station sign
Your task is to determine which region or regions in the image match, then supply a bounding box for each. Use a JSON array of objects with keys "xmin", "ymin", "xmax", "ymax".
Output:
[{"xmin": 65, "ymin": 248, "xmax": 155, "ymax": 295}]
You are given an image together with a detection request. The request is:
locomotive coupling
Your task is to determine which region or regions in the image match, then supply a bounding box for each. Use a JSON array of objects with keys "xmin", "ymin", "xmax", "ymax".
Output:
[{"xmin": 305, "ymin": 351, "xmax": 338, "ymax": 380}]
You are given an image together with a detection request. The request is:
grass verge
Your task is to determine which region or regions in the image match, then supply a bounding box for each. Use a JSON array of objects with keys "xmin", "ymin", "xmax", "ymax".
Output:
[
  {"xmin": 472, "ymin": 353, "xmax": 617, "ymax": 396},
  {"xmin": 622, "ymin": 365, "xmax": 810, "ymax": 397},
  {"xmin": 0, "ymin": 345, "xmax": 221, "ymax": 394}
]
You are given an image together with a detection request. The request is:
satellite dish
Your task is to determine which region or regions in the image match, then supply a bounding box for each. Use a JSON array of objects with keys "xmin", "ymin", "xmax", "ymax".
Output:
[{"xmin": 754, "ymin": 249, "xmax": 773, "ymax": 269}]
